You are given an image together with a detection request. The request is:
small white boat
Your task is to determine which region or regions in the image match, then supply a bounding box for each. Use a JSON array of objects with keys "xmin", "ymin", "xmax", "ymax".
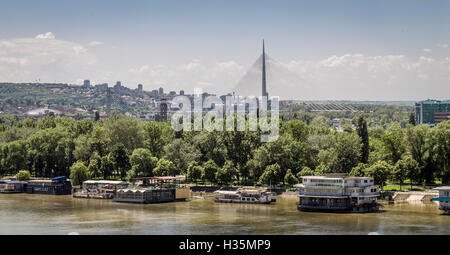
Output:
[{"xmin": 213, "ymin": 189, "xmax": 275, "ymax": 204}]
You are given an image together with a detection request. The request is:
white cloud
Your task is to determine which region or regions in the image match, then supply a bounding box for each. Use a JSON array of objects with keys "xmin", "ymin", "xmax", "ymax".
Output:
[
  {"xmin": 0, "ymin": 34, "xmax": 97, "ymax": 83},
  {"xmin": 423, "ymin": 48, "xmax": 432, "ymax": 53},
  {"xmin": 88, "ymin": 41, "xmax": 104, "ymax": 47},
  {"xmin": 0, "ymin": 34, "xmax": 448, "ymax": 100},
  {"xmin": 35, "ymin": 32, "xmax": 56, "ymax": 40},
  {"xmin": 437, "ymin": 43, "xmax": 449, "ymax": 49}
]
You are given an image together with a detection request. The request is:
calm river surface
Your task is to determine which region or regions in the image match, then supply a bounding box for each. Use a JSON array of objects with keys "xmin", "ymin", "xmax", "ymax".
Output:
[{"xmin": 0, "ymin": 193, "xmax": 448, "ymax": 235}]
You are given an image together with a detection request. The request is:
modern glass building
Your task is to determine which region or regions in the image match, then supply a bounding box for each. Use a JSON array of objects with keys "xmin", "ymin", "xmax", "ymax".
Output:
[{"xmin": 415, "ymin": 100, "xmax": 450, "ymax": 126}]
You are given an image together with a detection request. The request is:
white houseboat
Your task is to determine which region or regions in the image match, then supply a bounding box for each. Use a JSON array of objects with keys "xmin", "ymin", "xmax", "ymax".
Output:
[
  {"xmin": 114, "ymin": 176, "xmax": 190, "ymax": 204},
  {"xmin": 214, "ymin": 189, "xmax": 275, "ymax": 204},
  {"xmin": 432, "ymin": 186, "xmax": 450, "ymax": 214},
  {"xmin": 73, "ymin": 180, "xmax": 129, "ymax": 199},
  {"xmin": 296, "ymin": 175, "xmax": 380, "ymax": 213}
]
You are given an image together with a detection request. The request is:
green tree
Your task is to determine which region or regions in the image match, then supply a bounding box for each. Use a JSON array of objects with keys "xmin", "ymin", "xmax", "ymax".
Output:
[
  {"xmin": 318, "ymin": 132, "xmax": 361, "ymax": 173},
  {"xmin": 163, "ymin": 139, "xmax": 200, "ymax": 174},
  {"xmin": 429, "ymin": 121, "xmax": 450, "ymax": 184},
  {"xmin": 349, "ymin": 163, "xmax": 368, "ymax": 177},
  {"xmin": 70, "ymin": 161, "xmax": 90, "ymax": 186},
  {"xmin": 193, "ymin": 131, "xmax": 227, "ymax": 167},
  {"xmin": 143, "ymin": 122, "xmax": 174, "ymax": 158},
  {"xmin": 109, "ymin": 143, "xmax": 130, "ymax": 178},
  {"xmin": 130, "ymin": 148, "xmax": 158, "ymax": 177},
  {"xmin": 153, "ymin": 159, "xmax": 178, "ymax": 177},
  {"xmin": 202, "ymin": 160, "xmax": 219, "ymax": 184},
  {"xmin": 87, "ymin": 152, "xmax": 102, "ymax": 178},
  {"xmin": 259, "ymin": 163, "xmax": 281, "ymax": 187},
  {"xmin": 100, "ymin": 155, "xmax": 114, "ymax": 179},
  {"xmin": 408, "ymin": 112, "xmax": 416, "ymax": 126},
  {"xmin": 282, "ymin": 120, "xmax": 309, "ymax": 142},
  {"xmin": 405, "ymin": 125, "xmax": 431, "ymax": 183},
  {"xmin": 94, "ymin": 111, "xmax": 100, "ymax": 122},
  {"xmin": 401, "ymin": 155, "xmax": 421, "ymax": 189},
  {"xmin": 215, "ymin": 160, "xmax": 237, "ymax": 186},
  {"xmin": 1, "ymin": 140, "xmax": 27, "ymax": 175},
  {"xmin": 26, "ymin": 127, "xmax": 73, "ymax": 177},
  {"xmin": 364, "ymin": 161, "xmax": 392, "ymax": 188},
  {"xmin": 381, "ymin": 126, "xmax": 405, "ymax": 164},
  {"xmin": 186, "ymin": 162, "xmax": 203, "ymax": 184},
  {"xmin": 104, "ymin": 115, "xmax": 144, "ymax": 152},
  {"xmin": 296, "ymin": 166, "xmax": 315, "ymax": 182},
  {"xmin": 356, "ymin": 115, "xmax": 369, "ymax": 163},
  {"xmin": 392, "ymin": 155, "xmax": 420, "ymax": 190},
  {"xmin": 15, "ymin": 170, "xmax": 31, "ymax": 181},
  {"xmin": 284, "ymin": 169, "xmax": 298, "ymax": 186}
]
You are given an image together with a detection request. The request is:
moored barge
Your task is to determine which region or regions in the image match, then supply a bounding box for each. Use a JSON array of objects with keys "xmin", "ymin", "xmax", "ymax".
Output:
[
  {"xmin": 25, "ymin": 176, "xmax": 72, "ymax": 195},
  {"xmin": 113, "ymin": 176, "xmax": 189, "ymax": 204},
  {"xmin": 73, "ymin": 180, "xmax": 128, "ymax": 199},
  {"xmin": 214, "ymin": 189, "xmax": 275, "ymax": 204},
  {"xmin": 296, "ymin": 175, "xmax": 380, "ymax": 213},
  {"xmin": 0, "ymin": 180, "xmax": 26, "ymax": 193}
]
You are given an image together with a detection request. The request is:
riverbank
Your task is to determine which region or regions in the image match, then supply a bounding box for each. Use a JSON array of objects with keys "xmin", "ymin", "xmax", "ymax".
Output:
[{"xmin": 392, "ymin": 191, "xmax": 438, "ymax": 202}]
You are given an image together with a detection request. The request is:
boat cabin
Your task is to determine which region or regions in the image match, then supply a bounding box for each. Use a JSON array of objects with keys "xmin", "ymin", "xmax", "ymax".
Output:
[
  {"xmin": 73, "ymin": 180, "xmax": 128, "ymax": 199},
  {"xmin": 25, "ymin": 176, "xmax": 72, "ymax": 195},
  {"xmin": 214, "ymin": 189, "xmax": 274, "ymax": 204},
  {"xmin": 0, "ymin": 180, "xmax": 25, "ymax": 193},
  {"xmin": 296, "ymin": 175, "xmax": 379, "ymax": 213},
  {"xmin": 113, "ymin": 176, "xmax": 189, "ymax": 204}
]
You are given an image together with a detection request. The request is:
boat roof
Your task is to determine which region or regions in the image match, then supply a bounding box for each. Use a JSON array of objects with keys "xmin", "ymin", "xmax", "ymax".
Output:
[
  {"xmin": 238, "ymin": 189, "xmax": 266, "ymax": 194},
  {"xmin": 52, "ymin": 176, "xmax": 69, "ymax": 181},
  {"xmin": 214, "ymin": 190, "xmax": 239, "ymax": 195},
  {"xmin": 29, "ymin": 177, "xmax": 69, "ymax": 183},
  {"xmin": 302, "ymin": 176, "xmax": 372, "ymax": 180},
  {"xmin": 28, "ymin": 180, "xmax": 56, "ymax": 183},
  {"xmin": 4, "ymin": 181, "xmax": 23, "ymax": 184},
  {"xmin": 117, "ymin": 189, "xmax": 146, "ymax": 193},
  {"xmin": 434, "ymin": 186, "xmax": 450, "ymax": 190},
  {"xmin": 84, "ymin": 180, "xmax": 126, "ymax": 185},
  {"xmin": 215, "ymin": 190, "xmax": 266, "ymax": 195},
  {"xmin": 136, "ymin": 176, "xmax": 186, "ymax": 181}
]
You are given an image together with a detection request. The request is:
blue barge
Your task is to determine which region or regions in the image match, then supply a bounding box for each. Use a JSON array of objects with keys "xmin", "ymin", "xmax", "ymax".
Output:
[
  {"xmin": 0, "ymin": 180, "xmax": 25, "ymax": 193},
  {"xmin": 25, "ymin": 176, "xmax": 72, "ymax": 195}
]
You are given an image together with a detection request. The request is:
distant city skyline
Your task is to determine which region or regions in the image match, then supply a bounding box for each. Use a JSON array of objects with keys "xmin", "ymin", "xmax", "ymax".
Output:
[{"xmin": 0, "ymin": 0, "xmax": 449, "ymax": 100}]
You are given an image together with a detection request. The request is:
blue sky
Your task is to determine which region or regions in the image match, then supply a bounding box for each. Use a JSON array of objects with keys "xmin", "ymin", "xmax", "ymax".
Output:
[{"xmin": 0, "ymin": 0, "xmax": 449, "ymax": 100}]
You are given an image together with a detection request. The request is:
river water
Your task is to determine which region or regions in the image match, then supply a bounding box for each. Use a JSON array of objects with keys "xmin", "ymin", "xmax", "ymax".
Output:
[{"xmin": 0, "ymin": 193, "xmax": 448, "ymax": 235}]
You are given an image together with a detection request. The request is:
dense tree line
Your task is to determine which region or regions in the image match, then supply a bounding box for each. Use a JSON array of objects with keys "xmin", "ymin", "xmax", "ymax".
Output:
[{"xmin": 0, "ymin": 114, "xmax": 449, "ymax": 187}]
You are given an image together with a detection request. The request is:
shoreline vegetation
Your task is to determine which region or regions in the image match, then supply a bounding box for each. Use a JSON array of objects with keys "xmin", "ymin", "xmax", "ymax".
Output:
[{"xmin": 0, "ymin": 111, "xmax": 449, "ymax": 191}]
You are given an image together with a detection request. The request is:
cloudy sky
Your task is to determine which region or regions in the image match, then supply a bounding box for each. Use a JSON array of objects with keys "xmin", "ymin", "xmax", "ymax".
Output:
[{"xmin": 0, "ymin": 0, "xmax": 449, "ymax": 100}]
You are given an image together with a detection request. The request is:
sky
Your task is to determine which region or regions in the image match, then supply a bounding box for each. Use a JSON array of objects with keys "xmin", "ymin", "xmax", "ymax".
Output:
[{"xmin": 0, "ymin": 0, "xmax": 449, "ymax": 100}]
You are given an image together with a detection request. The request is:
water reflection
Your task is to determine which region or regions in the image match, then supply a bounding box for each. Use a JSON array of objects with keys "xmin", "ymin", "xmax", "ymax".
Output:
[{"xmin": 0, "ymin": 194, "xmax": 448, "ymax": 235}]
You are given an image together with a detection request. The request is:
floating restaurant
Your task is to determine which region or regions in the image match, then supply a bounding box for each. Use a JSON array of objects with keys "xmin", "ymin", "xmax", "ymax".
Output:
[
  {"xmin": 296, "ymin": 175, "xmax": 380, "ymax": 213},
  {"xmin": 432, "ymin": 186, "xmax": 450, "ymax": 214},
  {"xmin": 0, "ymin": 180, "xmax": 25, "ymax": 193},
  {"xmin": 73, "ymin": 180, "xmax": 129, "ymax": 199},
  {"xmin": 214, "ymin": 189, "xmax": 275, "ymax": 204},
  {"xmin": 25, "ymin": 176, "xmax": 72, "ymax": 195},
  {"xmin": 113, "ymin": 176, "xmax": 190, "ymax": 204}
]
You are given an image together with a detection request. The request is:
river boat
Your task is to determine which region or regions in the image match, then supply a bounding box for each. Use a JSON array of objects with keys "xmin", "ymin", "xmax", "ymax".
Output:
[
  {"xmin": 25, "ymin": 176, "xmax": 72, "ymax": 195},
  {"xmin": 73, "ymin": 180, "xmax": 128, "ymax": 199},
  {"xmin": 296, "ymin": 174, "xmax": 380, "ymax": 213},
  {"xmin": 213, "ymin": 189, "xmax": 274, "ymax": 204},
  {"xmin": 113, "ymin": 176, "xmax": 189, "ymax": 204},
  {"xmin": 0, "ymin": 180, "xmax": 25, "ymax": 193}
]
